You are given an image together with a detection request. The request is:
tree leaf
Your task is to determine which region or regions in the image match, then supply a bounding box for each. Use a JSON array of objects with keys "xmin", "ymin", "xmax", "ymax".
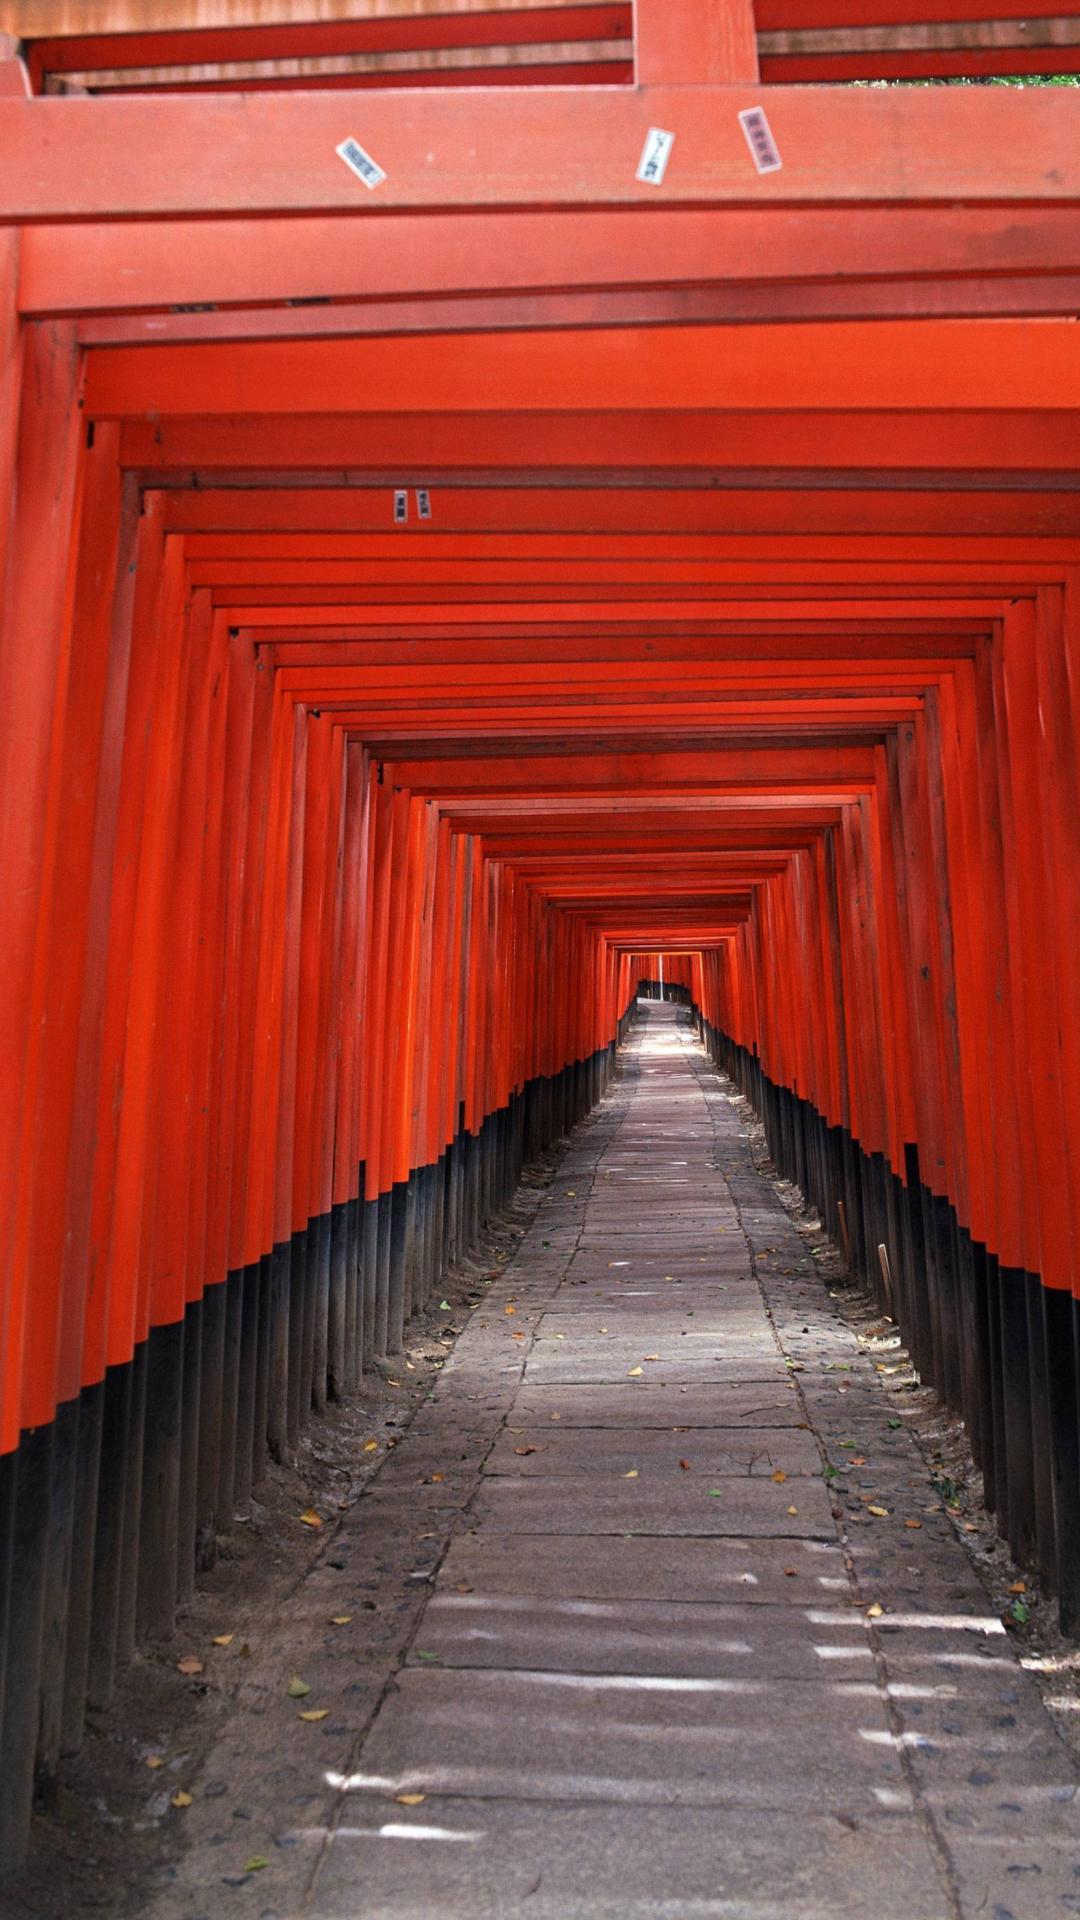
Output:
[
  {"xmin": 287, "ymin": 1676, "xmax": 311, "ymax": 1698},
  {"xmin": 299, "ymin": 1510, "xmax": 323, "ymax": 1529},
  {"xmin": 244, "ymin": 1857, "xmax": 269, "ymax": 1872},
  {"xmin": 171, "ymin": 1791, "xmax": 193, "ymax": 1809},
  {"xmin": 395, "ymin": 1793, "xmax": 426, "ymax": 1806},
  {"xmin": 176, "ymin": 1656, "xmax": 203, "ymax": 1676},
  {"xmin": 298, "ymin": 1708, "xmax": 330, "ymax": 1722}
]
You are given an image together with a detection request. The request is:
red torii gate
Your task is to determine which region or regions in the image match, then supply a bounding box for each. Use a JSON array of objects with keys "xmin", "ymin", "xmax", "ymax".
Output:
[{"xmin": 2, "ymin": 0, "xmax": 1080, "ymax": 1877}]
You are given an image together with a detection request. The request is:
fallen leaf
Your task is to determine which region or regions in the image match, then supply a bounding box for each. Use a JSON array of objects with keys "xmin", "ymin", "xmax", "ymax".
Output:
[
  {"xmin": 298, "ymin": 1709, "xmax": 330, "ymax": 1722},
  {"xmin": 787, "ymin": 1505, "xmax": 799, "ymax": 1516},
  {"xmin": 624, "ymin": 1469, "xmax": 639, "ymax": 1479},
  {"xmin": 330, "ymin": 1615, "xmax": 353, "ymax": 1626},
  {"xmin": 904, "ymin": 1519, "xmax": 922, "ymax": 1531},
  {"xmin": 644, "ymin": 1354, "xmax": 660, "ymax": 1362},
  {"xmin": 867, "ymin": 1505, "xmax": 890, "ymax": 1518},
  {"xmin": 239, "ymin": 1642, "xmax": 252, "ymax": 1658},
  {"xmin": 678, "ymin": 1459, "xmax": 691, "ymax": 1471},
  {"xmin": 783, "ymin": 1568, "xmax": 799, "ymax": 1578},
  {"xmin": 430, "ymin": 1472, "xmax": 445, "ymax": 1484},
  {"xmin": 504, "ymin": 1305, "xmax": 516, "ymax": 1316},
  {"xmin": 565, "ymin": 1190, "xmax": 576, "ymax": 1198},
  {"xmin": 1008, "ymin": 1580, "xmax": 1027, "ymax": 1595},
  {"xmin": 553, "ymin": 1332, "xmax": 566, "ymax": 1340},
  {"xmin": 628, "ymin": 1367, "xmax": 644, "ymax": 1377},
  {"xmin": 363, "ymin": 1439, "xmax": 379, "ymax": 1454},
  {"xmin": 415, "ymin": 1651, "xmax": 439, "ymax": 1662},
  {"xmin": 287, "ymin": 1677, "xmax": 311, "ymax": 1699},
  {"xmin": 454, "ymin": 1584, "xmax": 473, "ymax": 1595},
  {"xmin": 176, "ymin": 1657, "xmax": 203, "ymax": 1676},
  {"xmin": 244, "ymin": 1857, "xmax": 269, "ymax": 1873},
  {"xmin": 299, "ymin": 1509, "xmax": 323, "ymax": 1529},
  {"xmin": 439, "ymin": 1300, "xmax": 451, "ymax": 1311},
  {"xmin": 396, "ymin": 1793, "xmax": 427, "ymax": 1807},
  {"xmin": 850, "ymin": 1457, "xmax": 866, "ymax": 1467},
  {"xmin": 146, "ymin": 1755, "xmax": 165, "ymax": 1770},
  {"xmin": 511, "ymin": 1331, "xmax": 525, "ymax": 1341},
  {"xmin": 866, "ymin": 1602, "xmax": 885, "ymax": 1619},
  {"xmin": 171, "ymin": 1791, "xmax": 193, "ymax": 1809},
  {"xmin": 514, "ymin": 1446, "xmax": 542, "ymax": 1456},
  {"xmin": 212, "ymin": 1633, "xmax": 235, "ymax": 1647},
  {"xmin": 771, "ymin": 1470, "xmax": 787, "ymax": 1484}
]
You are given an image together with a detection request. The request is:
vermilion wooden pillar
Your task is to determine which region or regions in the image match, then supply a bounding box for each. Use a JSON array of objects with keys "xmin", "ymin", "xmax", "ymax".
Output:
[{"xmin": 635, "ymin": 0, "xmax": 759, "ymax": 84}]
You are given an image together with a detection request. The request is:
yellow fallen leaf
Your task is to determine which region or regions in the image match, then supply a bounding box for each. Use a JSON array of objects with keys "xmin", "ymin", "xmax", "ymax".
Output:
[
  {"xmin": 624, "ymin": 1469, "xmax": 639, "ymax": 1479},
  {"xmin": 176, "ymin": 1656, "xmax": 203, "ymax": 1676},
  {"xmin": 867, "ymin": 1505, "xmax": 890, "ymax": 1518},
  {"xmin": 298, "ymin": 1709, "xmax": 330, "ymax": 1722},
  {"xmin": 212, "ymin": 1633, "xmax": 234, "ymax": 1647},
  {"xmin": 644, "ymin": 1354, "xmax": 660, "ymax": 1362},
  {"xmin": 628, "ymin": 1367, "xmax": 644, "ymax": 1378},
  {"xmin": 363, "ymin": 1439, "xmax": 379, "ymax": 1454},
  {"xmin": 1008, "ymin": 1580, "xmax": 1027, "ymax": 1594},
  {"xmin": 171, "ymin": 1791, "xmax": 193, "ymax": 1809},
  {"xmin": 244, "ymin": 1857, "xmax": 269, "ymax": 1873},
  {"xmin": 866, "ymin": 1602, "xmax": 884, "ymax": 1619},
  {"xmin": 395, "ymin": 1793, "xmax": 426, "ymax": 1807},
  {"xmin": 330, "ymin": 1615, "xmax": 353, "ymax": 1626},
  {"xmin": 299, "ymin": 1509, "xmax": 323, "ymax": 1529},
  {"xmin": 504, "ymin": 1305, "xmax": 516, "ymax": 1316},
  {"xmin": 771, "ymin": 1470, "xmax": 787, "ymax": 1484},
  {"xmin": 287, "ymin": 1676, "xmax": 311, "ymax": 1699},
  {"xmin": 430, "ymin": 1472, "xmax": 445, "ymax": 1483},
  {"xmin": 787, "ymin": 1505, "xmax": 799, "ymax": 1516},
  {"xmin": 565, "ymin": 1190, "xmax": 576, "ymax": 1198},
  {"xmin": 146, "ymin": 1755, "xmax": 165, "ymax": 1770}
]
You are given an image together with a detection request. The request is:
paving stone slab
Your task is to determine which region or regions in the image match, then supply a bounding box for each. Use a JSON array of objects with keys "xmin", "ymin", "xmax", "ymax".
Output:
[
  {"xmin": 509, "ymin": 1381, "xmax": 803, "ymax": 1427},
  {"xmin": 314, "ymin": 1799, "xmax": 949, "ymax": 1920},
  {"xmin": 407, "ymin": 1590, "xmax": 883, "ymax": 1681},
  {"xmin": 469, "ymin": 1471, "xmax": 836, "ymax": 1537},
  {"xmin": 353, "ymin": 1665, "xmax": 907, "ymax": 1812},
  {"xmin": 485, "ymin": 1424, "xmax": 820, "ymax": 1476}
]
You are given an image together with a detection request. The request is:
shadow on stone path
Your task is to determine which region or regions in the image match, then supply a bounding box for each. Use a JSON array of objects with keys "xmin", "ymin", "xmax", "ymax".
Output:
[{"xmin": 150, "ymin": 1005, "xmax": 1080, "ymax": 1920}]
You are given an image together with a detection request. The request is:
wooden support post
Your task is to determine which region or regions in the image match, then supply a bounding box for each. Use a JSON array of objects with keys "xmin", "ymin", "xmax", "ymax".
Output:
[{"xmin": 635, "ymin": 0, "xmax": 759, "ymax": 84}]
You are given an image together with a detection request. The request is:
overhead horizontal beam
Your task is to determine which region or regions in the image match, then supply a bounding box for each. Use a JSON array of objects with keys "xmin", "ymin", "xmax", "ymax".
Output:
[
  {"xmin": 125, "ymin": 410, "xmax": 1080, "ymax": 474},
  {"xmin": 3, "ymin": 82, "xmax": 1079, "ymax": 222},
  {"xmin": 22, "ymin": 207, "xmax": 1080, "ymax": 316},
  {"xmin": 84, "ymin": 323, "xmax": 1080, "ymax": 418}
]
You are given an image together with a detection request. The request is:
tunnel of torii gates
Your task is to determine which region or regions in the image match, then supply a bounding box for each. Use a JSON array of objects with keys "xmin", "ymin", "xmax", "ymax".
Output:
[{"xmin": 3, "ymin": 0, "xmax": 1080, "ymax": 1872}]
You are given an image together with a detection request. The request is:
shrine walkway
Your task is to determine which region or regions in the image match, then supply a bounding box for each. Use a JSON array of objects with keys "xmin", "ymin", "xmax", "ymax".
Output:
[{"xmin": 151, "ymin": 1006, "xmax": 1079, "ymax": 1920}]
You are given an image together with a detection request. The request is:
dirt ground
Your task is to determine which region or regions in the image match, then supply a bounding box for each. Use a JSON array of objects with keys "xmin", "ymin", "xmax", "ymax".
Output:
[{"xmin": 3, "ymin": 1150, "xmax": 562, "ymax": 1920}]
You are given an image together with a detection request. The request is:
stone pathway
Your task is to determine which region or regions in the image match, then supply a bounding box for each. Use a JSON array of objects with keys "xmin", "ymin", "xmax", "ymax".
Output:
[{"xmin": 152, "ymin": 1005, "xmax": 1080, "ymax": 1920}]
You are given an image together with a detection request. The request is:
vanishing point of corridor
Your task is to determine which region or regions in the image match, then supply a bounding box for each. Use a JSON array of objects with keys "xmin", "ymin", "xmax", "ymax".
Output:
[{"xmin": 144, "ymin": 1008, "xmax": 1079, "ymax": 1920}]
